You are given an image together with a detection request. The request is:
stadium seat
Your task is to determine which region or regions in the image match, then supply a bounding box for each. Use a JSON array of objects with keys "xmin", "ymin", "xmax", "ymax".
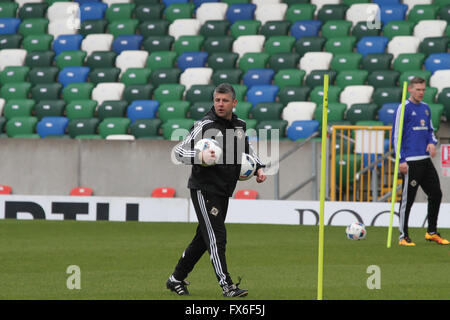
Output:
[
  {"xmin": 372, "ymin": 87, "xmax": 403, "ymax": 107},
  {"xmin": 340, "ymin": 85, "xmax": 374, "ymax": 109},
  {"xmin": 367, "ymin": 70, "xmax": 400, "ymax": 88},
  {"xmin": 120, "ymin": 68, "xmax": 151, "ymax": 85},
  {"xmin": 98, "ymin": 117, "xmax": 131, "ymax": 138},
  {"xmin": 225, "ymin": 3, "xmax": 256, "ymax": 24},
  {"xmin": 399, "ymin": 70, "xmax": 432, "ymax": 85},
  {"xmin": 290, "ymin": 20, "xmax": 322, "ymax": 40},
  {"xmin": 22, "ymin": 34, "xmax": 53, "ymax": 52},
  {"xmin": 346, "ymin": 3, "xmax": 380, "ymax": 27},
  {"xmin": 152, "ymin": 187, "xmax": 176, "ymax": 198},
  {"xmin": 105, "ymin": 3, "xmax": 135, "ymax": 23},
  {"xmin": 207, "ymin": 52, "xmax": 238, "ymax": 71},
  {"xmin": 336, "ymin": 70, "xmax": 368, "ymax": 89},
  {"xmin": 299, "ymin": 52, "xmax": 333, "ymax": 76},
  {"xmin": 330, "ymin": 53, "xmax": 363, "ymax": 72},
  {"xmin": 246, "ymin": 85, "xmax": 279, "ymax": 107},
  {"xmin": 81, "ymin": 34, "xmax": 114, "ymax": 57},
  {"xmin": 129, "ymin": 118, "xmax": 162, "ymax": 139},
  {"xmin": 58, "ymin": 66, "xmax": 90, "ymax": 87},
  {"xmin": 177, "ymin": 51, "xmax": 209, "ymax": 71},
  {"xmin": 305, "ymin": 70, "xmax": 337, "ymax": 88},
  {"xmin": 429, "ymin": 103, "xmax": 444, "ymax": 131},
  {"xmin": 285, "ymin": 3, "xmax": 316, "ymax": 23},
  {"xmin": 48, "ymin": 18, "xmax": 78, "ymax": 39},
  {"xmin": 34, "ymin": 100, "xmax": 66, "ymax": 120},
  {"xmin": 150, "ymin": 68, "xmax": 182, "ymax": 86},
  {"xmin": 0, "ymin": 18, "xmax": 21, "ymax": 34},
  {"xmin": 168, "ymin": 19, "xmax": 201, "ymax": 40},
  {"xmin": 286, "ymin": 120, "xmax": 320, "ymax": 141},
  {"xmin": 408, "ymin": 4, "xmax": 438, "ymax": 24},
  {"xmin": 66, "ymin": 100, "xmax": 97, "ymax": 120},
  {"xmin": 356, "ymin": 36, "xmax": 389, "ymax": 57},
  {"xmin": 164, "ymin": 2, "xmax": 194, "ymax": 23},
  {"xmin": 97, "ymin": 100, "xmax": 128, "ymax": 120},
  {"xmin": 211, "ymin": 69, "xmax": 242, "ymax": 85},
  {"xmin": 377, "ymin": 102, "xmax": 398, "ymax": 125},
  {"xmin": 185, "ymin": 84, "xmax": 215, "ymax": 103},
  {"xmin": 127, "ymin": 100, "xmax": 159, "ymax": 123},
  {"xmin": 63, "ymin": 83, "xmax": 95, "ymax": 103},
  {"xmin": 361, "ymin": 53, "xmax": 394, "ymax": 72},
  {"xmin": 430, "ymin": 70, "xmax": 450, "ymax": 94},
  {"xmin": 277, "ymin": 86, "xmax": 311, "ymax": 105},
  {"xmin": 254, "ymin": 3, "xmax": 288, "ymax": 26},
  {"xmin": 379, "ymin": 4, "xmax": 408, "ymax": 25},
  {"xmin": 419, "ymin": 36, "xmax": 450, "ymax": 56},
  {"xmin": 383, "ymin": 21, "xmax": 415, "ymax": 40},
  {"xmin": 352, "ymin": 21, "xmax": 380, "ymax": 40},
  {"xmin": 28, "ymin": 67, "xmax": 59, "ymax": 84},
  {"xmin": 282, "ymin": 102, "xmax": 316, "ymax": 126},
  {"xmin": 269, "ymin": 52, "xmax": 300, "ymax": 72},
  {"xmin": 232, "ymin": 35, "xmax": 265, "ymax": 58},
  {"xmin": 0, "ymin": 2, "xmax": 18, "ymax": 19},
  {"xmin": 203, "ymin": 35, "xmax": 233, "ymax": 54},
  {"xmin": 31, "ymin": 83, "xmax": 63, "ymax": 101},
  {"xmin": 56, "ymin": 51, "xmax": 87, "ymax": 69},
  {"xmin": 70, "ymin": 186, "xmax": 93, "ymax": 196},
  {"xmin": 80, "ymin": 2, "xmax": 107, "ymax": 22},
  {"xmin": 325, "ymin": 36, "xmax": 357, "ymax": 55},
  {"xmin": 0, "ymin": 34, "xmax": 23, "ymax": 50},
  {"xmin": 264, "ymin": 36, "xmax": 295, "ymax": 55},
  {"xmin": 250, "ymin": 102, "xmax": 284, "ymax": 122},
  {"xmin": 1, "ymin": 82, "xmax": 32, "ymax": 101},
  {"xmin": 413, "ymin": 20, "xmax": 447, "ymax": 42},
  {"xmin": 274, "ymin": 69, "xmax": 305, "ymax": 89},
  {"xmin": 147, "ymin": 51, "xmax": 178, "ymax": 70},
  {"xmin": 0, "ymin": 49, "xmax": 27, "ymax": 71},
  {"xmin": 346, "ymin": 103, "xmax": 378, "ymax": 124},
  {"xmin": 243, "ymin": 69, "xmax": 275, "ymax": 88},
  {"xmin": 18, "ymin": 2, "xmax": 48, "ymax": 20},
  {"xmin": 161, "ymin": 118, "xmax": 195, "ymax": 140},
  {"xmin": 36, "ymin": 116, "xmax": 69, "ymax": 138},
  {"xmin": 387, "ymin": 36, "xmax": 421, "ymax": 59},
  {"xmin": 3, "ymin": 99, "xmax": 34, "ymax": 120},
  {"xmin": 294, "ymin": 36, "xmax": 326, "ymax": 57},
  {"xmin": 238, "ymin": 52, "xmax": 270, "ymax": 73},
  {"xmin": 393, "ymin": 53, "xmax": 426, "ymax": 73},
  {"xmin": 310, "ymin": 85, "xmax": 342, "ymax": 105},
  {"xmin": 6, "ymin": 116, "xmax": 38, "ymax": 137},
  {"xmin": 139, "ymin": 20, "xmax": 170, "ymax": 38},
  {"xmin": 0, "ymin": 184, "xmax": 12, "ymax": 195},
  {"xmin": 425, "ymin": 53, "xmax": 450, "ymax": 74},
  {"xmin": 173, "ymin": 35, "xmax": 204, "ymax": 54},
  {"xmin": 153, "ymin": 84, "xmax": 185, "ymax": 103},
  {"xmin": 196, "ymin": 2, "xmax": 228, "ymax": 25},
  {"xmin": 53, "ymin": 34, "xmax": 83, "ymax": 57},
  {"xmin": 157, "ymin": 100, "xmax": 190, "ymax": 123},
  {"xmin": 313, "ymin": 102, "xmax": 347, "ymax": 126},
  {"xmin": 115, "ymin": 50, "xmax": 148, "ymax": 74},
  {"xmin": 91, "ymin": 83, "xmax": 125, "ymax": 105},
  {"xmin": 112, "ymin": 35, "xmax": 143, "ymax": 54},
  {"xmin": 67, "ymin": 118, "xmax": 100, "ymax": 138},
  {"xmin": 200, "ymin": 20, "xmax": 230, "ymax": 37},
  {"xmin": 134, "ymin": 3, "xmax": 164, "ymax": 22},
  {"xmin": 321, "ymin": 20, "xmax": 352, "ymax": 39},
  {"xmin": 179, "ymin": 67, "xmax": 213, "ymax": 91},
  {"xmin": 234, "ymin": 189, "xmax": 258, "ymax": 199},
  {"xmin": 122, "ymin": 84, "xmax": 154, "ymax": 103}
]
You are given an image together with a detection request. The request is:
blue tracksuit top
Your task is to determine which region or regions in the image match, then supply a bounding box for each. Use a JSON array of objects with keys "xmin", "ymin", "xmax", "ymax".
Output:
[{"xmin": 391, "ymin": 99, "xmax": 437, "ymax": 164}]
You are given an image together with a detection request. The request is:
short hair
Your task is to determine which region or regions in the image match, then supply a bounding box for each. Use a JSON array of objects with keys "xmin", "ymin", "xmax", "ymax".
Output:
[
  {"xmin": 214, "ymin": 83, "xmax": 236, "ymax": 101},
  {"xmin": 409, "ymin": 77, "xmax": 426, "ymax": 87}
]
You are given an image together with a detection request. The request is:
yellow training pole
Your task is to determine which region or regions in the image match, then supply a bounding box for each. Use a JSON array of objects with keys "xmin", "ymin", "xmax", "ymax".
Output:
[
  {"xmin": 387, "ymin": 81, "xmax": 408, "ymax": 248},
  {"xmin": 317, "ymin": 74, "xmax": 329, "ymax": 300}
]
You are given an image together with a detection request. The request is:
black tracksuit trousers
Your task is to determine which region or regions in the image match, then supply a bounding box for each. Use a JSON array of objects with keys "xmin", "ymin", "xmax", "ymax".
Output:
[
  {"xmin": 399, "ymin": 158, "xmax": 442, "ymax": 240},
  {"xmin": 172, "ymin": 189, "xmax": 232, "ymax": 287}
]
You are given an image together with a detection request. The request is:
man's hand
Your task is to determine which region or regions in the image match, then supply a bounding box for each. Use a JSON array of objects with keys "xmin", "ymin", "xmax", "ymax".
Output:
[
  {"xmin": 399, "ymin": 162, "xmax": 408, "ymax": 174},
  {"xmin": 198, "ymin": 149, "xmax": 217, "ymax": 166},
  {"xmin": 426, "ymin": 143, "xmax": 436, "ymax": 158},
  {"xmin": 256, "ymin": 168, "xmax": 266, "ymax": 183}
]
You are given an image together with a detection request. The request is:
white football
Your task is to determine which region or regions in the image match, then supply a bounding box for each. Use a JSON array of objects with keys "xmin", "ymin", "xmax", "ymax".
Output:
[
  {"xmin": 346, "ymin": 222, "xmax": 367, "ymax": 240},
  {"xmin": 239, "ymin": 153, "xmax": 257, "ymax": 181},
  {"xmin": 194, "ymin": 138, "xmax": 222, "ymax": 166}
]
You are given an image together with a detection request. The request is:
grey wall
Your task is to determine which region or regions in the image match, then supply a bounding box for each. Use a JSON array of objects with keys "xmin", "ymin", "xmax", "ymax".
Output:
[{"xmin": 1, "ymin": 137, "xmax": 450, "ymax": 202}]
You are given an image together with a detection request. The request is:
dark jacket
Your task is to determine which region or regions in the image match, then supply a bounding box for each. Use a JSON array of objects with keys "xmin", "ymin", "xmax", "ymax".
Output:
[{"xmin": 174, "ymin": 106, "xmax": 264, "ymax": 197}]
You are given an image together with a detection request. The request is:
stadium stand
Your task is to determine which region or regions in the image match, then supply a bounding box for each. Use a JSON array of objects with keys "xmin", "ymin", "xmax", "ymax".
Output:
[{"xmin": 0, "ymin": 0, "xmax": 448, "ymax": 142}]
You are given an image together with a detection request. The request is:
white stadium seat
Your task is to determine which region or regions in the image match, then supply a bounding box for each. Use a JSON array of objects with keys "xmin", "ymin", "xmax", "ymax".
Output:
[
  {"xmin": 196, "ymin": 3, "xmax": 228, "ymax": 25},
  {"xmin": 179, "ymin": 68, "xmax": 213, "ymax": 92},
  {"xmin": 346, "ymin": 3, "xmax": 380, "ymax": 27},
  {"xmin": 81, "ymin": 34, "xmax": 114, "ymax": 57},
  {"xmin": 106, "ymin": 134, "xmax": 136, "ymax": 141},
  {"xmin": 252, "ymin": 0, "xmax": 281, "ymax": 4},
  {"xmin": 115, "ymin": 50, "xmax": 148, "ymax": 74},
  {"xmin": 387, "ymin": 36, "xmax": 421, "ymax": 59},
  {"xmin": 0, "ymin": 49, "xmax": 27, "ymax": 71},
  {"xmin": 47, "ymin": 2, "xmax": 79, "ymax": 22},
  {"xmin": 299, "ymin": 52, "xmax": 333, "ymax": 75},
  {"xmin": 0, "ymin": 98, "xmax": 5, "ymax": 116},
  {"xmin": 312, "ymin": 0, "xmax": 340, "ymax": 13},
  {"xmin": 232, "ymin": 35, "xmax": 265, "ymax": 58},
  {"xmin": 254, "ymin": 3, "xmax": 288, "ymax": 25},
  {"xmin": 102, "ymin": 0, "xmax": 131, "ymax": 5},
  {"xmin": 168, "ymin": 19, "xmax": 201, "ymax": 40},
  {"xmin": 282, "ymin": 102, "xmax": 317, "ymax": 126},
  {"xmin": 92, "ymin": 82, "xmax": 125, "ymax": 105},
  {"xmin": 430, "ymin": 70, "xmax": 450, "ymax": 94},
  {"xmin": 403, "ymin": 0, "xmax": 432, "ymax": 13},
  {"xmin": 48, "ymin": 19, "xmax": 79, "ymax": 38},
  {"xmin": 340, "ymin": 85, "xmax": 374, "ymax": 110},
  {"xmin": 413, "ymin": 20, "xmax": 447, "ymax": 42}
]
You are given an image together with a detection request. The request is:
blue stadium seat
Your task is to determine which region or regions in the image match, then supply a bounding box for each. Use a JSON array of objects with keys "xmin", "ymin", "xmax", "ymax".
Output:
[
  {"xmin": 80, "ymin": 2, "xmax": 108, "ymax": 22},
  {"xmin": 378, "ymin": 102, "xmax": 399, "ymax": 125},
  {"xmin": 58, "ymin": 66, "xmax": 90, "ymax": 87},
  {"xmin": 0, "ymin": 18, "xmax": 21, "ymax": 35},
  {"xmin": 286, "ymin": 120, "xmax": 319, "ymax": 141},
  {"xmin": 356, "ymin": 36, "xmax": 389, "ymax": 57},
  {"xmin": 373, "ymin": 0, "xmax": 401, "ymax": 6},
  {"xmin": 290, "ymin": 20, "xmax": 322, "ymax": 40},
  {"xmin": 127, "ymin": 100, "xmax": 159, "ymax": 123},
  {"xmin": 36, "ymin": 116, "xmax": 69, "ymax": 138},
  {"xmin": 246, "ymin": 85, "xmax": 279, "ymax": 107},
  {"xmin": 112, "ymin": 35, "xmax": 144, "ymax": 54},
  {"xmin": 193, "ymin": 0, "xmax": 219, "ymax": 9},
  {"xmin": 379, "ymin": 4, "xmax": 408, "ymax": 25},
  {"xmin": 243, "ymin": 68, "xmax": 275, "ymax": 88},
  {"xmin": 75, "ymin": 0, "xmax": 101, "ymax": 4},
  {"xmin": 53, "ymin": 34, "xmax": 84, "ymax": 57},
  {"xmin": 177, "ymin": 51, "xmax": 209, "ymax": 71},
  {"xmin": 163, "ymin": 0, "xmax": 189, "ymax": 6},
  {"xmin": 425, "ymin": 53, "xmax": 450, "ymax": 74},
  {"xmin": 226, "ymin": 4, "xmax": 256, "ymax": 24}
]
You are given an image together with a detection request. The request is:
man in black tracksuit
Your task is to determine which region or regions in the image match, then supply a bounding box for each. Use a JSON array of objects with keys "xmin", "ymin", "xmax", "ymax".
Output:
[{"xmin": 166, "ymin": 83, "xmax": 266, "ymax": 297}]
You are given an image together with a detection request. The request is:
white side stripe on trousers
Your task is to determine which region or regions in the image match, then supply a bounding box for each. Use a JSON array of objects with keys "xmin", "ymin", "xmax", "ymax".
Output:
[
  {"xmin": 399, "ymin": 173, "xmax": 409, "ymax": 240},
  {"xmin": 196, "ymin": 190, "xmax": 227, "ymax": 286}
]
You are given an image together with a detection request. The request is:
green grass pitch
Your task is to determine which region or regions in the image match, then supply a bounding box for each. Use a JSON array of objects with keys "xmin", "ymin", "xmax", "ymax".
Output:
[{"xmin": 0, "ymin": 219, "xmax": 448, "ymax": 300}]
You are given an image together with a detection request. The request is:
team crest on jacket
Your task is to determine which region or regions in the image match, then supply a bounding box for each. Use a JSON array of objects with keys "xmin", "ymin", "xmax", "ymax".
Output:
[
  {"xmin": 210, "ymin": 207, "xmax": 219, "ymax": 216},
  {"xmin": 410, "ymin": 180, "xmax": 417, "ymax": 187},
  {"xmin": 420, "ymin": 119, "xmax": 425, "ymax": 126}
]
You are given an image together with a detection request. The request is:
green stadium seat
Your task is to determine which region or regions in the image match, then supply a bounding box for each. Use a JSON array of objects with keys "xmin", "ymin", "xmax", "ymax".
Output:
[
  {"xmin": 62, "ymin": 83, "xmax": 95, "ymax": 103},
  {"xmin": 423, "ymin": 86, "xmax": 438, "ymax": 104},
  {"xmin": 88, "ymin": 68, "xmax": 121, "ymax": 84},
  {"xmin": 372, "ymin": 87, "xmax": 403, "ymax": 107},
  {"xmin": 0, "ymin": 34, "xmax": 23, "ymax": 49},
  {"xmin": 147, "ymin": 51, "xmax": 177, "ymax": 70},
  {"xmin": 0, "ymin": 66, "xmax": 29, "ymax": 84},
  {"xmin": 230, "ymin": 20, "xmax": 261, "ymax": 38},
  {"xmin": 335, "ymin": 154, "xmax": 362, "ymax": 186},
  {"xmin": 233, "ymin": 101, "xmax": 252, "ymax": 119},
  {"xmin": 336, "ymin": 70, "xmax": 368, "ymax": 89},
  {"xmin": 207, "ymin": 52, "xmax": 238, "ymax": 70},
  {"xmin": 18, "ymin": 3, "xmax": 48, "ymax": 20},
  {"xmin": 399, "ymin": 70, "xmax": 432, "ymax": 86},
  {"xmin": 28, "ymin": 67, "xmax": 59, "ymax": 84},
  {"xmin": 383, "ymin": 21, "xmax": 415, "ymax": 40},
  {"xmin": 98, "ymin": 117, "xmax": 131, "ymax": 138},
  {"xmin": 351, "ymin": 21, "xmax": 380, "ymax": 40},
  {"xmin": 107, "ymin": 19, "xmax": 139, "ymax": 37},
  {"xmin": 188, "ymin": 102, "xmax": 210, "ymax": 120},
  {"xmin": 346, "ymin": 103, "xmax": 378, "ymax": 124},
  {"xmin": 105, "ymin": 3, "xmax": 136, "ymax": 23},
  {"xmin": 150, "ymin": 68, "xmax": 181, "ymax": 86},
  {"xmin": 429, "ymin": 103, "xmax": 444, "ymax": 131},
  {"xmin": 256, "ymin": 120, "xmax": 288, "ymax": 139},
  {"xmin": 122, "ymin": 84, "xmax": 154, "ymax": 103},
  {"xmin": 393, "ymin": 53, "xmax": 426, "ymax": 73},
  {"xmin": 200, "ymin": 20, "xmax": 230, "ymax": 37},
  {"xmin": 22, "ymin": 34, "xmax": 53, "ymax": 51},
  {"xmin": 313, "ymin": 102, "xmax": 347, "ymax": 126},
  {"xmin": 129, "ymin": 118, "xmax": 162, "ymax": 139},
  {"xmin": 0, "ymin": 2, "xmax": 18, "ymax": 18},
  {"xmin": 1, "ymin": 82, "xmax": 32, "ymax": 101},
  {"xmin": 367, "ymin": 70, "xmax": 400, "ymax": 88},
  {"xmin": 250, "ymin": 102, "xmax": 284, "ymax": 121},
  {"xmin": 3, "ymin": 99, "xmax": 34, "ymax": 120},
  {"xmin": 211, "ymin": 69, "xmax": 243, "ymax": 85},
  {"xmin": 142, "ymin": 35, "xmax": 175, "ymax": 52},
  {"xmin": 0, "ymin": 116, "xmax": 6, "ymax": 134},
  {"xmin": 31, "ymin": 83, "xmax": 62, "ymax": 101},
  {"xmin": 135, "ymin": 3, "xmax": 164, "ymax": 22},
  {"xmin": 65, "ymin": 100, "xmax": 97, "ymax": 120},
  {"xmin": 438, "ymin": 87, "xmax": 450, "ymax": 119},
  {"xmin": 330, "ymin": 53, "xmax": 363, "ymax": 72},
  {"xmin": 33, "ymin": 100, "xmax": 66, "ymax": 120},
  {"xmin": 153, "ymin": 84, "xmax": 185, "ymax": 103},
  {"xmin": 56, "ymin": 50, "xmax": 87, "ymax": 69},
  {"xmin": 80, "ymin": 19, "xmax": 108, "ymax": 36},
  {"xmin": 238, "ymin": 52, "xmax": 270, "ymax": 73},
  {"xmin": 269, "ymin": 52, "xmax": 300, "ymax": 72},
  {"xmin": 317, "ymin": 4, "xmax": 349, "ymax": 22},
  {"xmin": 139, "ymin": 20, "xmax": 170, "ymax": 37},
  {"xmin": 305, "ymin": 70, "xmax": 337, "ymax": 88},
  {"xmin": 120, "ymin": 68, "xmax": 152, "ymax": 86},
  {"xmin": 232, "ymin": 84, "xmax": 247, "ymax": 102},
  {"xmin": 157, "ymin": 100, "xmax": 190, "ymax": 123},
  {"xmin": 324, "ymin": 36, "xmax": 357, "ymax": 55},
  {"xmin": 6, "ymin": 116, "xmax": 38, "ymax": 137},
  {"xmin": 408, "ymin": 5, "xmax": 438, "ymax": 24},
  {"xmin": 185, "ymin": 85, "xmax": 215, "ymax": 103},
  {"xmin": 310, "ymin": 85, "xmax": 342, "ymax": 105},
  {"xmin": 277, "ymin": 86, "xmax": 311, "ymax": 105},
  {"xmin": 25, "ymin": 51, "xmax": 55, "ymax": 68},
  {"xmin": 419, "ymin": 37, "xmax": 450, "ymax": 56},
  {"xmin": 294, "ymin": 36, "xmax": 326, "ymax": 57},
  {"xmin": 173, "ymin": 35, "xmax": 204, "ymax": 54},
  {"xmin": 439, "ymin": 4, "xmax": 450, "ymax": 23},
  {"xmin": 164, "ymin": 3, "xmax": 194, "ymax": 23},
  {"xmin": 273, "ymin": 69, "xmax": 306, "ymax": 88},
  {"xmin": 260, "ymin": 20, "xmax": 291, "ymax": 37},
  {"xmin": 97, "ymin": 100, "xmax": 128, "ymax": 121},
  {"xmin": 67, "ymin": 118, "xmax": 100, "ymax": 138},
  {"xmin": 264, "ymin": 36, "xmax": 296, "ymax": 55},
  {"xmin": 86, "ymin": 51, "xmax": 117, "ymax": 69},
  {"xmin": 18, "ymin": 18, "xmax": 49, "ymax": 37},
  {"xmin": 285, "ymin": 4, "xmax": 316, "ymax": 23},
  {"xmin": 321, "ymin": 20, "xmax": 352, "ymax": 39},
  {"xmin": 361, "ymin": 53, "xmax": 394, "ymax": 72},
  {"xmin": 161, "ymin": 118, "xmax": 195, "ymax": 140},
  {"xmin": 203, "ymin": 36, "xmax": 234, "ymax": 54}
]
